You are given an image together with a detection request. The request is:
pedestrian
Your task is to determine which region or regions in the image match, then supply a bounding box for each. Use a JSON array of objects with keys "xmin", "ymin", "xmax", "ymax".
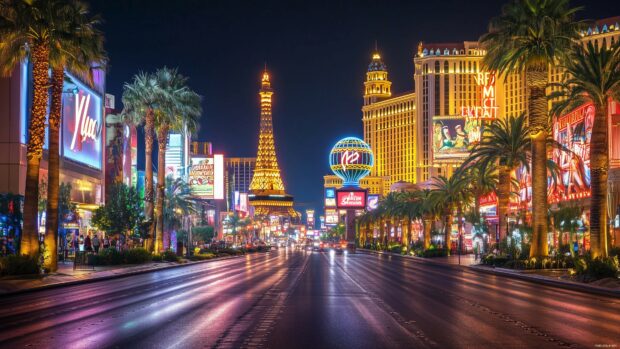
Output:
[
  {"xmin": 103, "ymin": 236, "xmax": 110, "ymax": 249},
  {"xmin": 78, "ymin": 234, "xmax": 85, "ymax": 252},
  {"xmin": 85, "ymin": 234, "xmax": 92, "ymax": 252},
  {"xmin": 111, "ymin": 237, "xmax": 117, "ymax": 250},
  {"xmin": 93, "ymin": 235, "xmax": 100, "ymax": 254}
]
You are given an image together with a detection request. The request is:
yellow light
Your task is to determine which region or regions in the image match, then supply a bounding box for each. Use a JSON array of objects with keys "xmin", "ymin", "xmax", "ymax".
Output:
[{"xmin": 372, "ymin": 53, "xmax": 381, "ymax": 60}]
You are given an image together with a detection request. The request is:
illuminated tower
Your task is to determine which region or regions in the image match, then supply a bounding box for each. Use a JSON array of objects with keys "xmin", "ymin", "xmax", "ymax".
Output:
[
  {"xmin": 364, "ymin": 51, "xmax": 392, "ymax": 105},
  {"xmin": 248, "ymin": 69, "xmax": 297, "ymax": 218}
]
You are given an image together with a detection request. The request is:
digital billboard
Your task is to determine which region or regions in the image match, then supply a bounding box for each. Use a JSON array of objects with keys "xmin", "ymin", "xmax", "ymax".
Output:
[
  {"xmin": 325, "ymin": 187, "xmax": 336, "ymax": 207},
  {"xmin": 367, "ymin": 194, "xmax": 380, "ymax": 211},
  {"xmin": 61, "ymin": 74, "xmax": 103, "ymax": 169},
  {"xmin": 549, "ymin": 103, "xmax": 593, "ymax": 202},
  {"xmin": 336, "ymin": 189, "xmax": 367, "ymax": 209},
  {"xmin": 189, "ymin": 154, "xmax": 224, "ymax": 199},
  {"xmin": 432, "ymin": 116, "xmax": 480, "ymax": 162}
]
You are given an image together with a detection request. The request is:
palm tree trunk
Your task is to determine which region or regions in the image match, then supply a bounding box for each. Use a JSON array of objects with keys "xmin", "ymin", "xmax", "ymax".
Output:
[
  {"xmin": 444, "ymin": 212, "xmax": 452, "ymax": 256},
  {"xmin": 144, "ymin": 109, "xmax": 155, "ymax": 252},
  {"xmin": 589, "ymin": 105, "xmax": 609, "ymax": 258},
  {"xmin": 43, "ymin": 68, "xmax": 63, "ymax": 271},
  {"xmin": 155, "ymin": 125, "xmax": 169, "ymax": 253},
  {"xmin": 379, "ymin": 219, "xmax": 385, "ymax": 249},
  {"xmin": 401, "ymin": 218, "xmax": 409, "ymax": 252},
  {"xmin": 457, "ymin": 205, "xmax": 464, "ymax": 254},
  {"xmin": 423, "ymin": 215, "xmax": 432, "ymax": 250},
  {"xmin": 527, "ymin": 64, "xmax": 549, "ymax": 258},
  {"xmin": 497, "ymin": 165, "xmax": 511, "ymax": 243},
  {"xmin": 21, "ymin": 43, "xmax": 50, "ymax": 257}
]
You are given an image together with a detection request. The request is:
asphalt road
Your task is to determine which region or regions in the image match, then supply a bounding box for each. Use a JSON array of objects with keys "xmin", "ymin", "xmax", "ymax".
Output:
[{"xmin": 0, "ymin": 249, "xmax": 618, "ymax": 349}]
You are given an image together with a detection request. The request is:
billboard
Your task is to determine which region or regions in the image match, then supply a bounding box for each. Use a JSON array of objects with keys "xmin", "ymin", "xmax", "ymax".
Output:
[
  {"xmin": 325, "ymin": 209, "xmax": 339, "ymax": 225},
  {"xmin": 432, "ymin": 116, "xmax": 480, "ymax": 162},
  {"xmin": 367, "ymin": 194, "xmax": 380, "ymax": 211},
  {"xmin": 62, "ymin": 74, "xmax": 103, "ymax": 169},
  {"xmin": 336, "ymin": 189, "xmax": 367, "ymax": 209},
  {"xmin": 325, "ymin": 187, "xmax": 336, "ymax": 207},
  {"xmin": 549, "ymin": 103, "xmax": 593, "ymax": 202},
  {"xmin": 189, "ymin": 154, "xmax": 224, "ymax": 199}
]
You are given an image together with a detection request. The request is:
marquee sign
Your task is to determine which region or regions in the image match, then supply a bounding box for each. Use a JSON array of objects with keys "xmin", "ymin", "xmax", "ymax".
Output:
[
  {"xmin": 336, "ymin": 189, "xmax": 368, "ymax": 209},
  {"xmin": 329, "ymin": 137, "xmax": 374, "ymax": 187}
]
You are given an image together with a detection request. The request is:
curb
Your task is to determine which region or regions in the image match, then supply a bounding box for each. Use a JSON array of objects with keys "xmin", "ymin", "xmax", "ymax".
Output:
[
  {"xmin": 358, "ymin": 249, "xmax": 620, "ymax": 299},
  {"xmin": 0, "ymin": 254, "xmax": 248, "ymax": 297}
]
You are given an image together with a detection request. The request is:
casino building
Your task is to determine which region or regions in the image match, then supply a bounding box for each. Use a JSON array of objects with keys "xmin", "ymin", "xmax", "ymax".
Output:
[{"xmin": 0, "ymin": 61, "xmax": 106, "ymax": 237}]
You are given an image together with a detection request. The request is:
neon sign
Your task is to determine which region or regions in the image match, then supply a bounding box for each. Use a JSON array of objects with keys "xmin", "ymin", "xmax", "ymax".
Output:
[
  {"xmin": 70, "ymin": 94, "xmax": 101, "ymax": 151},
  {"xmin": 329, "ymin": 137, "xmax": 374, "ymax": 187},
  {"xmin": 336, "ymin": 190, "xmax": 367, "ymax": 209},
  {"xmin": 460, "ymin": 72, "xmax": 498, "ymax": 120},
  {"xmin": 340, "ymin": 150, "xmax": 360, "ymax": 171}
]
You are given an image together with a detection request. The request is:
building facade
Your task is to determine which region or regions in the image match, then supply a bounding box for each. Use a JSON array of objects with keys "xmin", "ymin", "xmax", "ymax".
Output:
[
  {"xmin": 0, "ymin": 61, "xmax": 106, "ymax": 237},
  {"xmin": 362, "ymin": 52, "xmax": 417, "ymax": 193},
  {"xmin": 164, "ymin": 132, "xmax": 191, "ymax": 180},
  {"xmin": 225, "ymin": 157, "xmax": 256, "ymax": 212}
]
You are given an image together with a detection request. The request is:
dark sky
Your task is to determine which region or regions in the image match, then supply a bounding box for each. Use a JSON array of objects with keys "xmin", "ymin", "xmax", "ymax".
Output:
[{"xmin": 90, "ymin": 0, "xmax": 614, "ymax": 216}]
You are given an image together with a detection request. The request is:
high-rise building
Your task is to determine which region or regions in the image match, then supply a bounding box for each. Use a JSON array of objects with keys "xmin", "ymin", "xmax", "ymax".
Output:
[
  {"xmin": 248, "ymin": 70, "xmax": 297, "ymax": 218},
  {"xmin": 165, "ymin": 132, "xmax": 190, "ymax": 179},
  {"xmin": 362, "ymin": 51, "xmax": 417, "ymax": 193},
  {"xmin": 225, "ymin": 157, "xmax": 256, "ymax": 211}
]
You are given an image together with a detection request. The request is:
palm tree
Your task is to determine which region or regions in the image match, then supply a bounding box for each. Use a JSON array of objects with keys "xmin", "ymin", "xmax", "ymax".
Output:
[
  {"xmin": 468, "ymin": 114, "xmax": 531, "ymax": 243},
  {"xmin": 480, "ymin": 0, "xmax": 582, "ymax": 258},
  {"xmin": 122, "ymin": 72, "xmax": 160, "ymax": 252},
  {"xmin": 416, "ymin": 189, "xmax": 437, "ymax": 250},
  {"xmin": 380, "ymin": 192, "xmax": 401, "ymax": 250},
  {"xmin": 429, "ymin": 171, "xmax": 472, "ymax": 256},
  {"xmin": 163, "ymin": 176, "xmax": 196, "ymax": 250},
  {"xmin": 550, "ymin": 41, "xmax": 620, "ymax": 257},
  {"xmin": 44, "ymin": 0, "xmax": 106, "ymax": 272},
  {"xmin": 550, "ymin": 204, "xmax": 581, "ymax": 256},
  {"xmin": 0, "ymin": 0, "xmax": 58, "ymax": 256},
  {"xmin": 153, "ymin": 67, "xmax": 201, "ymax": 253},
  {"xmin": 464, "ymin": 161, "xmax": 498, "ymax": 217}
]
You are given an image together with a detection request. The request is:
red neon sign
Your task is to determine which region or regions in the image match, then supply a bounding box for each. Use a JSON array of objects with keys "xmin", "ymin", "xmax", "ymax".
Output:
[
  {"xmin": 460, "ymin": 72, "xmax": 498, "ymax": 120},
  {"xmin": 336, "ymin": 190, "xmax": 367, "ymax": 209}
]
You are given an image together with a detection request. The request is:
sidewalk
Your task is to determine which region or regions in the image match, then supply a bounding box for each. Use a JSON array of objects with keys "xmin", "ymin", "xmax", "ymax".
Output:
[
  {"xmin": 358, "ymin": 249, "xmax": 620, "ymax": 298},
  {"xmin": 0, "ymin": 256, "xmax": 239, "ymax": 296}
]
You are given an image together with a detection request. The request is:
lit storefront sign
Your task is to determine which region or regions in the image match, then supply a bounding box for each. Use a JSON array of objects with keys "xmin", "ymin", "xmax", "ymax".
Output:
[
  {"xmin": 189, "ymin": 154, "xmax": 224, "ymax": 199},
  {"xmin": 329, "ymin": 137, "xmax": 374, "ymax": 187},
  {"xmin": 325, "ymin": 187, "xmax": 336, "ymax": 207},
  {"xmin": 62, "ymin": 74, "xmax": 103, "ymax": 169},
  {"xmin": 336, "ymin": 189, "xmax": 367, "ymax": 209}
]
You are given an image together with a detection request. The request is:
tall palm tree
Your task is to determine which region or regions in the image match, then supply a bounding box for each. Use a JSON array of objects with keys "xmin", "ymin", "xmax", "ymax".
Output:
[
  {"xmin": 44, "ymin": 0, "xmax": 106, "ymax": 272},
  {"xmin": 480, "ymin": 0, "xmax": 582, "ymax": 257},
  {"xmin": 550, "ymin": 41, "xmax": 620, "ymax": 257},
  {"xmin": 122, "ymin": 72, "xmax": 160, "ymax": 252},
  {"xmin": 468, "ymin": 114, "xmax": 531, "ymax": 243},
  {"xmin": 0, "ymin": 0, "xmax": 58, "ymax": 256},
  {"xmin": 416, "ymin": 189, "xmax": 437, "ymax": 250},
  {"xmin": 465, "ymin": 161, "xmax": 499, "ymax": 217},
  {"xmin": 380, "ymin": 192, "xmax": 401, "ymax": 249},
  {"xmin": 429, "ymin": 171, "xmax": 472, "ymax": 256},
  {"xmin": 153, "ymin": 67, "xmax": 201, "ymax": 253}
]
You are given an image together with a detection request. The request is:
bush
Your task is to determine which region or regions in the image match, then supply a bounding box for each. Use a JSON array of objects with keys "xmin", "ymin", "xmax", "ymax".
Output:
[
  {"xmin": 93, "ymin": 248, "xmax": 123, "ymax": 265},
  {"xmin": 421, "ymin": 248, "xmax": 448, "ymax": 258},
  {"xmin": 162, "ymin": 250, "xmax": 179, "ymax": 262},
  {"xmin": 188, "ymin": 253, "xmax": 216, "ymax": 261},
  {"xmin": 124, "ymin": 248, "xmax": 152, "ymax": 264},
  {"xmin": 574, "ymin": 256, "xmax": 619, "ymax": 282},
  {"xmin": 151, "ymin": 254, "xmax": 163, "ymax": 262},
  {"xmin": 0, "ymin": 254, "xmax": 39, "ymax": 276},
  {"xmin": 390, "ymin": 245, "xmax": 402, "ymax": 254},
  {"xmin": 609, "ymin": 246, "xmax": 620, "ymax": 258}
]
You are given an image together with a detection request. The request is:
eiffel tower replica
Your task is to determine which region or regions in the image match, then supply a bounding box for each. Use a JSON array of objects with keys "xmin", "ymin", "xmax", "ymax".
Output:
[{"xmin": 248, "ymin": 69, "xmax": 298, "ymax": 219}]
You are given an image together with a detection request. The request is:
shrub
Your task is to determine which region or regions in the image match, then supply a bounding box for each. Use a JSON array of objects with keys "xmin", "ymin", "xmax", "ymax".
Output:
[
  {"xmin": 162, "ymin": 250, "xmax": 179, "ymax": 262},
  {"xmin": 94, "ymin": 248, "xmax": 123, "ymax": 265},
  {"xmin": 0, "ymin": 254, "xmax": 39, "ymax": 276},
  {"xmin": 390, "ymin": 245, "xmax": 402, "ymax": 254},
  {"xmin": 188, "ymin": 253, "xmax": 216, "ymax": 261},
  {"xmin": 151, "ymin": 254, "xmax": 163, "ymax": 262},
  {"xmin": 609, "ymin": 246, "xmax": 620, "ymax": 258},
  {"xmin": 421, "ymin": 248, "xmax": 447, "ymax": 258},
  {"xmin": 574, "ymin": 256, "xmax": 619, "ymax": 282},
  {"xmin": 124, "ymin": 248, "xmax": 152, "ymax": 264}
]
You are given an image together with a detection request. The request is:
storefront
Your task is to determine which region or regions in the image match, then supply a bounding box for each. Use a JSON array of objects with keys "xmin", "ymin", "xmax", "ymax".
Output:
[{"xmin": 0, "ymin": 61, "xmax": 106, "ymax": 253}]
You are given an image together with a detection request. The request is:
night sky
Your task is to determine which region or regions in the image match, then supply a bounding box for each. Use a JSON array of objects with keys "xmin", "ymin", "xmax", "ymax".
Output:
[{"xmin": 90, "ymin": 0, "xmax": 613, "ymax": 216}]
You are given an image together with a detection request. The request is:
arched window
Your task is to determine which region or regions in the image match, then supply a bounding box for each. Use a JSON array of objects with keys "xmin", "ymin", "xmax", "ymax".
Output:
[
  {"xmin": 444, "ymin": 61, "xmax": 449, "ymax": 74},
  {"xmin": 602, "ymin": 38, "xmax": 607, "ymax": 49},
  {"xmin": 435, "ymin": 61, "xmax": 440, "ymax": 74}
]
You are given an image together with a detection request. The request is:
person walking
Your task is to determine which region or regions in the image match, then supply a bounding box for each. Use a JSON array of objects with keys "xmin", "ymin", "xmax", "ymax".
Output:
[
  {"xmin": 93, "ymin": 235, "xmax": 100, "ymax": 254},
  {"xmin": 103, "ymin": 236, "xmax": 110, "ymax": 249},
  {"xmin": 85, "ymin": 234, "xmax": 92, "ymax": 252}
]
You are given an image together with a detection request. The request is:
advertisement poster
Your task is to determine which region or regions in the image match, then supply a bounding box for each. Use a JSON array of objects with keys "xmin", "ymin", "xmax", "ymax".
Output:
[
  {"xmin": 325, "ymin": 209, "xmax": 339, "ymax": 225},
  {"xmin": 432, "ymin": 116, "xmax": 480, "ymax": 162},
  {"xmin": 549, "ymin": 103, "xmax": 593, "ymax": 203},
  {"xmin": 325, "ymin": 187, "xmax": 336, "ymax": 207},
  {"xmin": 189, "ymin": 157, "xmax": 214, "ymax": 198},
  {"xmin": 62, "ymin": 74, "xmax": 103, "ymax": 169}
]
